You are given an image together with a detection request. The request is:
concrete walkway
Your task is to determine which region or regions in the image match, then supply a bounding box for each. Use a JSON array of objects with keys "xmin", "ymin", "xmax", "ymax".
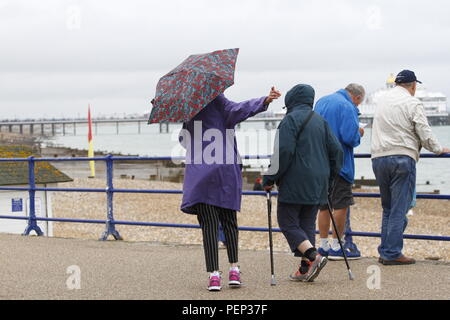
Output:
[{"xmin": 0, "ymin": 233, "xmax": 448, "ymax": 300}]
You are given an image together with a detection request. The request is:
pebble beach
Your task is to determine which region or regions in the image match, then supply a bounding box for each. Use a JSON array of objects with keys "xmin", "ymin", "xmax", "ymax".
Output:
[{"xmin": 52, "ymin": 178, "xmax": 450, "ymax": 261}]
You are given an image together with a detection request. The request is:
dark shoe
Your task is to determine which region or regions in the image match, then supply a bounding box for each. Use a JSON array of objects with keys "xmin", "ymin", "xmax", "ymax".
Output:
[{"xmin": 381, "ymin": 255, "xmax": 416, "ymax": 265}]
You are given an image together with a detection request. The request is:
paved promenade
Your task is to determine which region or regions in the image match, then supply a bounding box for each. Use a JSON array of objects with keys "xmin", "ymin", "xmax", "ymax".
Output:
[{"xmin": 0, "ymin": 233, "xmax": 448, "ymax": 300}]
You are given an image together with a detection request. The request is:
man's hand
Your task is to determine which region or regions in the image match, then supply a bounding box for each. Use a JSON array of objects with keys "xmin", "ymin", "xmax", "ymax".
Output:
[
  {"xmin": 359, "ymin": 127, "xmax": 365, "ymax": 137},
  {"xmin": 439, "ymin": 147, "xmax": 450, "ymax": 154},
  {"xmin": 264, "ymin": 86, "xmax": 282, "ymax": 105},
  {"xmin": 264, "ymin": 185, "xmax": 274, "ymax": 192}
]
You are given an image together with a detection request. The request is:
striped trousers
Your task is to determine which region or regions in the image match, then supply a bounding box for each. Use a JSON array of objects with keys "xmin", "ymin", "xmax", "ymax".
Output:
[{"xmin": 196, "ymin": 203, "xmax": 239, "ymax": 272}]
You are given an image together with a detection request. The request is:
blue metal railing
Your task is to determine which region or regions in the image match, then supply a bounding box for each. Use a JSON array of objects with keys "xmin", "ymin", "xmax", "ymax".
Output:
[{"xmin": 0, "ymin": 154, "xmax": 449, "ymax": 241}]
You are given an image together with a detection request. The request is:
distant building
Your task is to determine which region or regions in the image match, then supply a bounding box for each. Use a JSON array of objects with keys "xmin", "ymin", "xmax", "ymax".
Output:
[
  {"xmin": 0, "ymin": 146, "xmax": 73, "ymax": 236},
  {"xmin": 359, "ymin": 74, "xmax": 449, "ymax": 126}
]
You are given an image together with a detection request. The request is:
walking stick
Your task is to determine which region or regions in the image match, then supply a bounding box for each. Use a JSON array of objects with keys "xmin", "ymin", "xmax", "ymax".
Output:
[
  {"xmin": 326, "ymin": 196, "xmax": 355, "ymax": 280},
  {"xmin": 266, "ymin": 190, "xmax": 276, "ymax": 286}
]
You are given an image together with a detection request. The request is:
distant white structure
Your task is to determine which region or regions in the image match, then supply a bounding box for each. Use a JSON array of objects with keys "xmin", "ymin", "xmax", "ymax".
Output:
[
  {"xmin": 415, "ymin": 90, "xmax": 448, "ymax": 116},
  {"xmin": 359, "ymin": 75, "xmax": 449, "ymax": 125},
  {"xmin": 0, "ymin": 185, "xmax": 57, "ymax": 236}
]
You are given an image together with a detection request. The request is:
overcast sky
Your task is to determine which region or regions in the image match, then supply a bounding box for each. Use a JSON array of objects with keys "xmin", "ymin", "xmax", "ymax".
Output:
[{"xmin": 1, "ymin": 0, "xmax": 450, "ymax": 119}]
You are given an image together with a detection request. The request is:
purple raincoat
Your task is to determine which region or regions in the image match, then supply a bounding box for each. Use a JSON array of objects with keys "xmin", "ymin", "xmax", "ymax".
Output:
[{"xmin": 179, "ymin": 94, "xmax": 267, "ymax": 214}]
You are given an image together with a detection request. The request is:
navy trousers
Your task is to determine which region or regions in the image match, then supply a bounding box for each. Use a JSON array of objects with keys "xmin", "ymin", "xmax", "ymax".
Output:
[{"xmin": 277, "ymin": 202, "xmax": 319, "ymax": 257}]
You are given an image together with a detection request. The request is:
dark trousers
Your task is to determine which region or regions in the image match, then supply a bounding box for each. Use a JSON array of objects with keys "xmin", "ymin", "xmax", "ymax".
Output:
[
  {"xmin": 196, "ymin": 203, "xmax": 239, "ymax": 272},
  {"xmin": 277, "ymin": 202, "xmax": 319, "ymax": 257}
]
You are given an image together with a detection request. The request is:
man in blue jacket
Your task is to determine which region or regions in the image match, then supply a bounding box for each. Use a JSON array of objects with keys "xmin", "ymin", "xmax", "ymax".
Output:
[{"xmin": 314, "ymin": 84, "xmax": 365, "ymax": 260}]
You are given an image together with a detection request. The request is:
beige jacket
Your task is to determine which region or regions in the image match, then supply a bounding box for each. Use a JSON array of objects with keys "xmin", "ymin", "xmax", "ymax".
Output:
[{"xmin": 371, "ymin": 86, "xmax": 443, "ymax": 162}]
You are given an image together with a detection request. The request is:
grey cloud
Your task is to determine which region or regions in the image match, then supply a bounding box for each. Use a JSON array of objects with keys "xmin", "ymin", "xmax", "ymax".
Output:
[{"xmin": 1, "ymin": 0, "xmax": 449, "ymax": 118}]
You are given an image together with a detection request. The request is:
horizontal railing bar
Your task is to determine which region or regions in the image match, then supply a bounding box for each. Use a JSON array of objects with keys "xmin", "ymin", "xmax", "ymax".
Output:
[
  {"xmin": 1, "ymin": 153, "xmax": 449, "ymax": 162},
  {"xmin": 352, "ymin": 192, "xmax": 450, "ymax": 200},
  {"xmin": 0, "ymin": 157, "xmax": 108, "ymax": 162},
  {"xmin": 113, "ymin": 188, "xmax": 182, "ymax": 194},
  {"xmin": 1, "ymin": 215, "xmax": 448, "ymax": 241},
  {"xmin": 0, "ymin": 186, "xmax": 30, "ymax": 191},
  {"xmin": 1, "ymin": 186, "xmax": 449, "ymax": 200},
  {"xmin": 352, "ymin": 153, "xmax": 450, "ymax": 159},
  {"xmin": 0, "ymin": 187, "xmax": 107, "ymax": 192},
  {"xmin": 0, "ymin": 215, "xmax": 106, "ymax": 224},
  {"xmin": 107, "ymin": 156, "xmax": 184, "ymax": 161},
  {"xmin": 348, "ymin": 231, "xmax": 450, "ymax": 241},
  {"xmin": 35, "ymin": 187, "xmax": 107, "ymax": 193}
]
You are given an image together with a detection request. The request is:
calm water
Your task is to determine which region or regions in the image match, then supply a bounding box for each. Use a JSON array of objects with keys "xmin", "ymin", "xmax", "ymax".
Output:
[{"xmin": 43, "ymin": 122, "xmax": 450, "ymax": 194}]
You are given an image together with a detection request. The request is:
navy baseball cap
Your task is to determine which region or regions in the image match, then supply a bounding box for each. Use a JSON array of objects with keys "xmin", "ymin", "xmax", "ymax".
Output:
[{"xmin": 395, "ymin": 70, "xmax": 422, "ymax": 84}]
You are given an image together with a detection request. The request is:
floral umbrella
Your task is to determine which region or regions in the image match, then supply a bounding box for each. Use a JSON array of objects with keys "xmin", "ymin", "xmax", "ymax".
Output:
[{"xmin": 148, "ymin": 48, "xmax": 239, "ymax": 124}]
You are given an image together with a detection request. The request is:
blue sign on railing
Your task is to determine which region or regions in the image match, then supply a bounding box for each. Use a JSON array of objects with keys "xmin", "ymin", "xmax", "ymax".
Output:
[{"xmin": 11, "ymin": 198, "xmax": 23, "ymax": 212}]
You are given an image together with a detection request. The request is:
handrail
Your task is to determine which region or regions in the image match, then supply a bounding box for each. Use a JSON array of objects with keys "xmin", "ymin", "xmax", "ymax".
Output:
[
  {"xmin": 0, "ymin": 154, "xmax": 448, "ymax": 241},
  {"xmin": 1, "ymin": 153, "xmax": 449, "ymax": 162},
  {"xmin": 0, "ymin": 215, "xmax": 448, "ymax": 242},
  {"xmin": 0, "ymin": 187, "xmax": 448, "ymax": 200}
]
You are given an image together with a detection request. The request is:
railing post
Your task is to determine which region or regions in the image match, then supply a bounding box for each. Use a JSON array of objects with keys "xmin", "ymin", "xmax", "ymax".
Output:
[
  {"xmin": 99, "ymin": 155, "xmax": 123, "ymax": 241},
  {"xmin": 22, "ymin": 156, "xmax": 44, "ymax": 236}
]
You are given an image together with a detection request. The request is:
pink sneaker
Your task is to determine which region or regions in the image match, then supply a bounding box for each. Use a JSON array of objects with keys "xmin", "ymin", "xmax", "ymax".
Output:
[
  {"xmin": 208, "ymin": 274, "xmax": 221, "ymax": 291},
  {"xmin": 228, "ymin": 269, "xmax": 242, "ymax": 288}
]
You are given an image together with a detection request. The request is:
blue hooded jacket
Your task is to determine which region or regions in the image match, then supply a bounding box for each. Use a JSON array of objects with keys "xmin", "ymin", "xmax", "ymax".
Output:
[{"xmin": 314, "ymin": 89, "xmax": 361, "ymax": 184}]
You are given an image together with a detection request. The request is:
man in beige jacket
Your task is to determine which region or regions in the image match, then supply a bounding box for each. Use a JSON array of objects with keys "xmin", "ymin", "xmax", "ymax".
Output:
[{"xmin": 371, "ymin": 69, "xmax": 450, "ymax": 265}]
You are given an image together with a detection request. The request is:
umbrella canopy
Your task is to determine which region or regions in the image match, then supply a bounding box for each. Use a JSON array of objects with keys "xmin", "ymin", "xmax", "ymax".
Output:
[{"xmin": 148, "ymin": 48, "xmax": 239, "ymax": 124}]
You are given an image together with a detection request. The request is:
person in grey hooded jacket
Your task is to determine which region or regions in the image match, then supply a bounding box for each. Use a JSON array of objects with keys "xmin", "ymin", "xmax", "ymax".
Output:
[{"xmin": 263, "ymin": 84, "xmax": 343, "ymax": 282}]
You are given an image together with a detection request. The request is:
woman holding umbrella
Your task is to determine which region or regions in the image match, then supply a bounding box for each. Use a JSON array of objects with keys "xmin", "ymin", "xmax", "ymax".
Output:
[
  {"xmin": 149, "ymin": 48, "xmax": 280, "ymax": 291},
  {"xmin": 180, "ymin": 88, "xmax": 281, "ymax": 291}
]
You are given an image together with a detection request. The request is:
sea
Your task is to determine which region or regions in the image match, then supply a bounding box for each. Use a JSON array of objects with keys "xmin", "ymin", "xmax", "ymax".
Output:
[{"xmin": 42, "ymin": 122, "xmax": 450, "ymax": 194}]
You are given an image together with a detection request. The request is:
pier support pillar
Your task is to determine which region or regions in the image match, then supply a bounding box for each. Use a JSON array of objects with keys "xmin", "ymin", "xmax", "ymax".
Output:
[{"xmin": 159, "ymin": 122, "xmax": 169, "ymax": 133}]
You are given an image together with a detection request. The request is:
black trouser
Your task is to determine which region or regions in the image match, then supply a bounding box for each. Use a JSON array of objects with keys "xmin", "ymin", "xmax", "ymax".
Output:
[{"xmin": 196, "ymin": 203, "xmax": 239, "ymax": 272}]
